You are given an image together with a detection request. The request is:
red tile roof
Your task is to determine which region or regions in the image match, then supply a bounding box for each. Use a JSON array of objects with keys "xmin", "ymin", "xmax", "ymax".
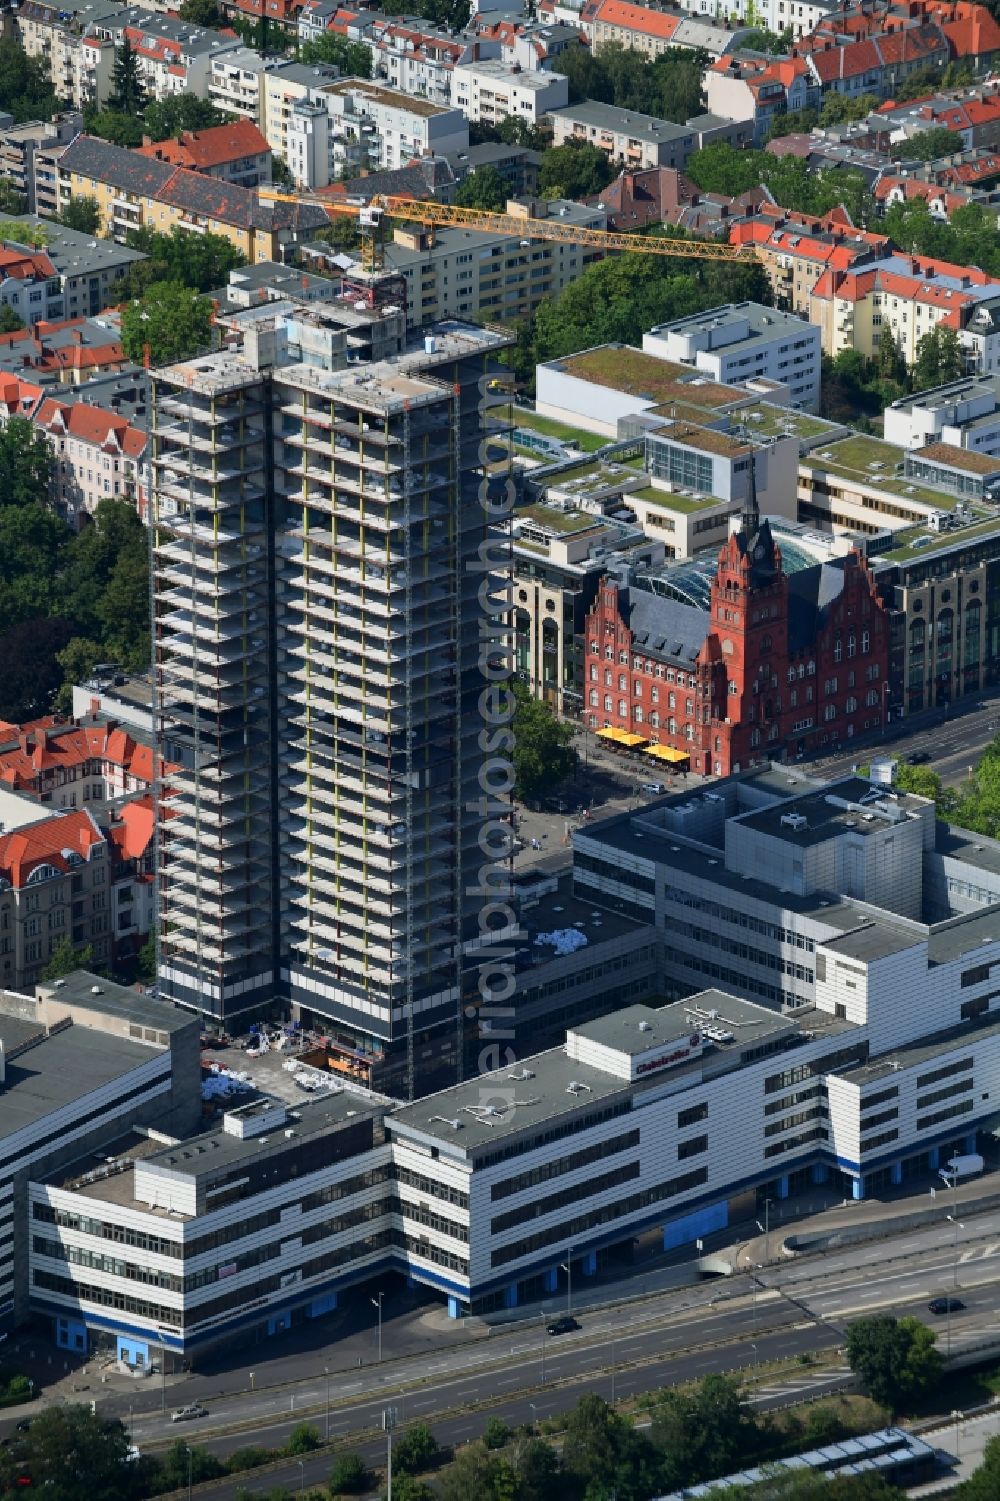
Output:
[
  {"xmin": 108, "ymin": 795, "xmax": 155, "ymax": 863},
  {"xmin": 136, "ymin": 119, "xmax": 270, "ymax": 172},
  {"xmin": 35, "ymin": 396, "xmax": 146, "ymax": 458},
  {"xmin": 0, "ymin": 723, "xmax": 165, "ymax": 792},
  {"xmin": 590, "ymin": 0, "xmax": 680, "ymax": 40},
  {"xmin": 0, "ymin": 807, "xmax": 104, "ymax": 889}
]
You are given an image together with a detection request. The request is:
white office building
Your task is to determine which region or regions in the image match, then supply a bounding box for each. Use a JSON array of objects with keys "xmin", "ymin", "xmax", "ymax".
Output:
[
  {"xmin": 642, "ymin": 303, "xmax": 822, "ymax": 413},
  {"xmin": 384, "ymin": 765, "xmax": 1000, "ymax": 1315}
]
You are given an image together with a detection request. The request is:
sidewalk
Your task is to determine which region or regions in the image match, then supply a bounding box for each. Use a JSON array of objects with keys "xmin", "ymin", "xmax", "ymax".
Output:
[{"xmin": 909, "ymin": 1404, "xmax": 1000, "ymax": 1495}]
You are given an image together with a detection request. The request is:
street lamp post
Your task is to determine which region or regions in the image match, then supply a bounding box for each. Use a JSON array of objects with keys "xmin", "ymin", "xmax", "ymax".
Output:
[
  {"xmin": 186, "ymin": 1445, "xmax": 193, "ymax": 1501},
  {"xmin": 383, "ymin": 1406, "xmax": 397, "ymax": 1501},
  {"xmin": 540, "ymin": 1314, "xmax": 546, "ymax": 1385},
  {"xmin": 560, "ymin": 1250, "xmax": 572, "ymax": 1317},
  {"xmin": 610, "ymin": 1331, "xmax": 616, "ymax": 1406},
  {"xmin": 324, "ymin": 1364, "xmax": 330, "ymax": 1443},
  {"xmin": 946, "ymin": 1215, "xmax": 965, "ymax": 1359},
  {"xmin": 529, "ymin": 1402, "xmax": 537, "ymax": 1430},
  {"xmin": 297, "ymin": 1459, "xmax": 305, "ymax": 1497},
  {"xmin": 372, "ymin": 1292, "xmax": 384, "ymax": 1363},
  {"xmin": 756, "ymin": 1199, "xmax": 774, "ymax": 1264}
]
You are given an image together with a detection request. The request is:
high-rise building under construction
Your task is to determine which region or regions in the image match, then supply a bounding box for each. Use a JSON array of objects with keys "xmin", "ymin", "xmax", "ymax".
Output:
[{"xmin": 150, "ymin": 296, "xmax": 513, "ymax": 1097}]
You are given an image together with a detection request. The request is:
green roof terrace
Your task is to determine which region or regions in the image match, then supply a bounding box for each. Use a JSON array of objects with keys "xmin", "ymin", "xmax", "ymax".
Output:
[
  {"xmin": 802, "ymin": 434, "xmax": 960, "ymax": 511},
  {"xmin": 517, "ymin": 502, "xmax": 602, "ymax": 535},
  {"xmin": 511, "ymin": 407, "xmax": 607, "ymax": 454},
  {"xmin": 629, "ymin": 485, "xmax": 729, "ymax": 514}
]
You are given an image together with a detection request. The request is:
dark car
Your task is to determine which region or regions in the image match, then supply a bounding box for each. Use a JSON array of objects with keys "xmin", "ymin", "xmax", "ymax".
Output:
[
  {"xmin": 928, "ymin": 1297, "xmax": 964, "ymax": 1315},
  {"xmin": 907, "ymin": 751, "xmax": 931, "ymax": 765},
  {"xmin": 14, "ymin": 1421, "xmax": 31, "ymax": 1434},
  {"xmin": 546, "ymin": 1316, "xmax": 579, "ymax": 1336}
]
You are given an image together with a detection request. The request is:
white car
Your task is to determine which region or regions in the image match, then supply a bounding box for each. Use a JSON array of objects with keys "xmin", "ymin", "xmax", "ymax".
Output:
[{"xmin": 171, "ymin": 1404, "xmax": 208, "ymax": 1422}]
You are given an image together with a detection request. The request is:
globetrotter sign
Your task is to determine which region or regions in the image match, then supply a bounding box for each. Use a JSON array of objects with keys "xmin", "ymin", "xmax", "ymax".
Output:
[{"xmin": 634, "ymin": 1033, "xmax": 702, "ymax": 1079}]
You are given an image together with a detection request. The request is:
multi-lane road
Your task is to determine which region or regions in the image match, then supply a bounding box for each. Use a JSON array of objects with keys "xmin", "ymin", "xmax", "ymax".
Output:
[
  {"xmin": 34, "ymin": 1207, "xmax": 999, "ymax": 1497},
  {"xmin": 809, "ymin": 693, "xmax": 1000, "ymax": 788}
]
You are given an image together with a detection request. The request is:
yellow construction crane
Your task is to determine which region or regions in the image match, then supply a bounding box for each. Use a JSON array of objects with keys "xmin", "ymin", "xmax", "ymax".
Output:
[{"xmin": 259, "ymin": 188, "xmax": 757, "ymax": 264}]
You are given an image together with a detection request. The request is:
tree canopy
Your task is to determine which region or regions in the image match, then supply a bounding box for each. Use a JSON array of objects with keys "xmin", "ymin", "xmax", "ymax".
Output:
[
  {"xmin": 845, "ymin": 1315, "xmax": 942, "ymax": 1413},
  {"xmin": 685, "ymin": 142, "xmax": 871, "ymax": 224},
  {"xmin": 454, "ymin": 165, "xmax": 510, "ymax": 213},
  {"xmin": 0, "ymin": 1404, "xmax": 141, "ymax": 1501},
  {"xmin": 60, "ymin": 196, "xmax": 102, "ymax": 235},
  {"xmin": 107, "ymin": 37, "xmax": 149, "ymax": 116},
  {"xmin": 551, "ymin": 41, "xmax": 706, "ymax": 123},
  {"xmin": 144, "ymin": 95, "xmax": 233, "ymax": 141},
  {"xmin": 538, "ymin": 141, "xmax": 614, "ymax": 199},
  {"xmin": 894, "ymin": 126, "xmax": 965, "ymax": 162},
  {"xmin": 299, "ymin": 31, "xmax": 373, "ymax": 77},
  {"xmin": 513, "ymin": 680, "xmax": 576, "ymax": 801},
  {"xmin": 913, "ymin": 325, "xmax": 963, "ymax": 392},
  {"xmin": 0, "ymin": 37, "xmax": 62, "ymax": 124},
  {"xmin": 121, "ymin": 281, "xmax": 214, "ymax": 367},
  {"xmin": 122, "ymin": 225, "xmax": 246, "ymax": 296}
]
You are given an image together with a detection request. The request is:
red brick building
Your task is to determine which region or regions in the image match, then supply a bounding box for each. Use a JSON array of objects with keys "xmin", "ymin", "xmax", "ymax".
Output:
[{"xmin": 583, "ymin": 492, "xmax": 891, "ymax": 777}]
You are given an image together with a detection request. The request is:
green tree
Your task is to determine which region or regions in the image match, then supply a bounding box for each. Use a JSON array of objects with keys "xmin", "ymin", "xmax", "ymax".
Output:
[
  {"xmin": 891, "ymin": 762, "xmax": 943, "ymax": 799},
  {"xmin": 0, "ymin": 1404, "xmax": 139, "ymax": 1501},
  {"xmin": 651, "ymin": 1372, "xmax": 759, "ymax": 1491},
  {"xmin": 393, "ymin": 1423, "xmax": 438, "ymax": 1475},
  {"xmin": 285, "ymin": 1423, "xmax": 321, "ymax": 1455},
  {"xmin": 0, "ymin": 179, "xmax": 26, "ymax": 215},
  {"xmin": 876, "ymin": 327, "xmax": 906, "ymax": 391},
  {"xmin": 383, "ymin": 1477, "xmax": 434, "ymax": 1501},
  {"xmin": 53, "ymin": 635, "xmax": 104, "ymax": 712},
  {"xmin": 144, "ymin": 95, "xmax": 232, "ymax": 141},
  {"xmin": 60, "ymin": 196, "xmax": 102, "ymax": 235},
  {"xmin": 124, "ymin": 225, "xmax": 246, "ymax": 294},
  {"xmin": 538, "ymin": 141, "xmax": 613, "ymax": 198},
  {"xmin": 957, "ymin": 1433, "xmax": 1000, "ymax": 1500},
  {"xmin": 0, "ymin": 38, "xmax": 62, "ymax": 124},
  {"xmin": 845, "ymin": 1314, "xmax": 942, "ymax": 1413},
  {"xmin": 912, "ymin": 325, "xmax": 963, "ymax": 392},
  {"xmin": 438, "ymin": 1441, "xmax": 518, "ymax": 1501},
  {"xmin": 328, "ymin": 1453, "xmax": 369, "ymax": 1493},
  {"xmin": 0, "ymin": 304, "xmax": 23, "ymax": 334},
  {"xmin": 510, "ymin": 1435, "xmax": 559, "ymax": 1501},
  {"xmin": 0, "ymin": 416, "xmax": 53, "ymax": 509},
  {"xmin": 893, "ymin": 126, "xmax": 964, "ymax": 162},
  {"xmin": 107, "ymin": 37, "xmax": 149, "ymax": 116},
  {"xmin": 513, "ymin": 680, "xmax": 576, "ymax": 801},
  {"xmin": 482, "ymin": 1417, "xmax": 510, "ymax": 1451},
  {"xmin": 819, "ymin": 92, "xmax": 879, "ymax": 124},
  {"xmin": 137, "ymin": 932, "xmax": 157, "ymax": 984},
  {"xmin": 0, "ymin": 617, "xmax": 75, "ymax": 720},
  {"xmin": 41, "ymin": 937, "xmax": 95, "ymax": 980},
  {"xmin": 81, "ymin": 108, "xmax": 145, "ymax": 148},
  {"xmin": 454, "ymin": 165, "xmax": 509, "ymax": 213},
  {"xmin": 153, "ymin": 1441, "xmax": 226, "ymax": 1490},
  {"xmin": 562, "ymin": 1393, "xmax": 659, "ymax": 1501},
  {"xmin": 121, "ymin": 281, "xmax": 213, "ymax": 367},
  {"xmin": 178, "ymin": 0, "xmax": 223, "ymax": 24},
  {"xmin": 299, "ymin": 31, "xmax": 373, "ymax": 77}
]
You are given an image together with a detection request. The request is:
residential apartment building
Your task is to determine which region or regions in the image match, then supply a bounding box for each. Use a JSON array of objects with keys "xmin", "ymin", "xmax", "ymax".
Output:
[
  {"xmin": 705, "ymin": 55, "xmax": 817, "ymax": 146},
  {"xmin": 259, "ymin": 61, "xmax": 341, "ymax": 180},
  {"xmin": 207, "ymin": 46, "xmax": 274, "ymax": 122},
  {"xmin": 809, "ymin": 254, "xmax": 1000, "ymax": 364},
  {"xmin": 728, "ymin": 207, "xmax": 892, "ymax": 325},
  {"xmin": 0, "ymin": 116, "xmax": 82, "ymax": 215},
  {"xmin": 642, "ymin": 303, "xmax": 821, "ymax": 412},
  {"xmin": 366, "ymin": 18, "xmax": 494, "ymax": 106},
  {"xmin": 0, "ymin": 809, "xmax": 112, "ymax": 988},
  {"xmin": 800, "ymin": 20, "xmax": 951, "ymax": 99},
  {"xmin": 151, "ymin": 298, "xmax": 513, "ymax": 1098},
  {"xmin": 583, "ymin": 0, "xmax": 749, "ymax": 58},
  {"xmin": 33, "ymin": 395, "xmax": 147, "ymax": 526},
  {"xmin": 548, "ymin": 102, "xmax": 695, "ymax": 172},
  {"xmin": 112, "ymin": 11, "xmax": 246, "ymax": 103},
  {"xmin": 16, "ymin": 0, "xmax": 122, "ymax": 112},
  {"xmin": 0, "ymin": 719, "xmax": 162, "ymax": 808},
  {"xmin": 380, "ymin": 197, "xmax": 605, "ymax": 329},
  {"xmin": 0, "ymin": 317, "xmax": 130, "ymax": 387},
  {"xmin": 0, "ymin": 972, "xmax": 199, "ymax": 1332},
  {"xmin": 135, "ymin": 120, "xmax": 272, "ymax": 189},
  {"xmin": 322, "ymin": 81, "xmax": 468, "ymax": 174},
  {"xmin": 450, "ymin": 59, "xmax": 568, "ymax": 126},
  {"xmin": 0, "ymin": 222, "xmax": 146, "ymax": 325},
  {"xmin": 54, "ymin": 136, "xmax": 328, "ymax": 262}
]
